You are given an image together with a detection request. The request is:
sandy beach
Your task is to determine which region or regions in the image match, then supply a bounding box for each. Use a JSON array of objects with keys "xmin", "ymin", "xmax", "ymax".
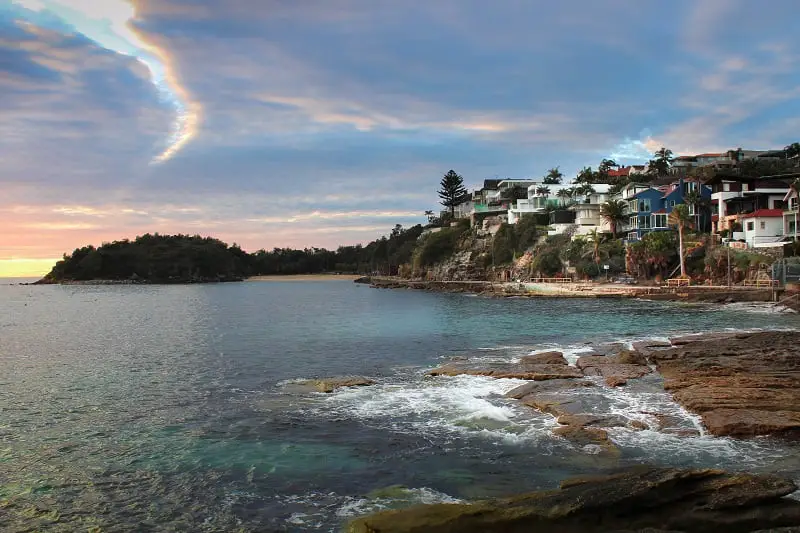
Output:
[{"xmin": 246, "ymin": 274, "xmax": 361, "ymax": 281}]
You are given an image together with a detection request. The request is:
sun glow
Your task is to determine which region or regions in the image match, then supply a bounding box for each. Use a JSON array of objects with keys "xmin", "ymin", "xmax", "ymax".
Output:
[{"xmin": 11, "ymin": 0, "xmax": 200, "ymax": 163}]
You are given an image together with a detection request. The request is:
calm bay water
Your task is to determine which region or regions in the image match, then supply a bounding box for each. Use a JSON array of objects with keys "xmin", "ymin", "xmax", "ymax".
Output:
[{"xmin": 1, "ymin": 279, "xmax": 799, "ymax": 531}]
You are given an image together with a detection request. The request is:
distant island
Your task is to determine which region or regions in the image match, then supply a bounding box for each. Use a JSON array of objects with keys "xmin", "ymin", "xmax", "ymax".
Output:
[{"xmin": 35, "ymin": 228, "xmax": 425, "ymax": 284}]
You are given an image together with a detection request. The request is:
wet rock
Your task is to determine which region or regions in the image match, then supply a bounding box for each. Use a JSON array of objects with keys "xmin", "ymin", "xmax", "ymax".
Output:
[
  {"xmin": 556, "ymin": 413, "xmax": 627, "ymax": 428},
  {"xmin": 344, "ymin": 466, "xmax": 800, "ymax": 533},
  {"xmin": 303, "ymin": 376, "xmax": 375, "ymax": 393},
  {"xmin": 651, "ymin": 331, "xmax": 800, "ymax": 437},
  {"xmin": 605, "ymin": 375, "xmax": 629, "ymax": 387},
  {"xmin": 519, "ymin": 351, "xmax": 567, "ymax": 365},
  {"xmin": 576, "ymin": 354, "xmax": 651, "ymax": 384},
  {"xmin": 552, "ymin": 425, "xmax": 620, "ymax": 456},
  {"xmin": 429, "ymin": 361, "xmax": 582, "ymax": 380},
  {"xmin": 504, "ymin": 379, "xmax": 593, "ymax": 399},
  {"xmin": 614, "ymin": 349, "xmax": 648, "ymax": 366},
  {"xmin": 629, "ymin": 419, "xmax": 649, "ymax": 430}
]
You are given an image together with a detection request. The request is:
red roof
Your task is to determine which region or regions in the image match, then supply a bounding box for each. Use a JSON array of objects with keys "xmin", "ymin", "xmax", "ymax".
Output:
[
  {"xmin": 696, "ymin": 153, "xmax": 724, "ymax": 157},
  {"xmin": 652, "ymin": 209, "xmax": 667, "ymax": 214},
  {"xmin": 607, "ymin": 167, "xmax": 631, "ymax": 177},
  {"xmin": 741, "ymin": 209, "xmax": 784, "ymax": 219}
]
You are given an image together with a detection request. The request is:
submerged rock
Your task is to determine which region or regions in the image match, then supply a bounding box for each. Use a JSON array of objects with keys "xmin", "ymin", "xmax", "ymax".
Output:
[
  {"xmin": 344, "ymin": 466, "xmax": 800, "ymax": 532},
  {"xmin": 650, "ymin": 331, "xmax": 800, "ymax": 437},
  {"xmin": 428, "ymin": 361, "xmax": 582, "ymax": 380},
  {"xmin": 302, "ymin": 376, "xmax": 375, "ymax": 393},
  {"xmin": 505, "ymin": 379, "xmax": 594, "ymax": 399}
]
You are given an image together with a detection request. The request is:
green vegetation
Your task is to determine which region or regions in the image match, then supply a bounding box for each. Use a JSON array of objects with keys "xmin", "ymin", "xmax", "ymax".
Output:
[
  {"xmin": 437, "ymin": 170, "xmax": 469, "ymax": 217},
  {"xmin": 413, "ymin": 220, "xmax": 470, "ymax": 269},
  {"xmin": 42, "ymin": 225, "xmax": 428, "ymax": 283},
  {"xmin": 43, "ymin": 234, "xmax": 251, "ymax": 283}
]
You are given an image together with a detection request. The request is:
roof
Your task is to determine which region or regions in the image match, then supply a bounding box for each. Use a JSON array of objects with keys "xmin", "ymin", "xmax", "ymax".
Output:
[
  {"xmin": 674, "ymin": 156, "xmax": 697, "ymax": 161},
  {"xmin": 696, "ymin": 153, "xmax": 724, "ymax": 158},
  {"xmin": 483, "ymin": 179, "xmax": 501, "ymax": 189},
  {"xmin": 741, "ymin": 209, "xmax": 785, "ymax": 219},
  {"xmin": 608, "ymin": 167, "xmax": 631, "ymax": 177},
  {"xmin": 652, "ymin": 209, "xmax": 667, "ymax": 214}
]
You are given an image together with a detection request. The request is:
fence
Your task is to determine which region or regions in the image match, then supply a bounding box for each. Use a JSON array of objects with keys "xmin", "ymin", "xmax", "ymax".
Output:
[
  {"xmin": 529, "ymin": 278, "xmax": 573, "ymax": 284},
  {"xmin": 771, "ymin": 260, "xmax": 800, "ymax": 284}
]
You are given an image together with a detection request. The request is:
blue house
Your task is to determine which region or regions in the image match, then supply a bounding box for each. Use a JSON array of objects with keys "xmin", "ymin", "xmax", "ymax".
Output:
[{"xmin": 622, "ymin": 178, "xmax": 712, "ymax": 241}]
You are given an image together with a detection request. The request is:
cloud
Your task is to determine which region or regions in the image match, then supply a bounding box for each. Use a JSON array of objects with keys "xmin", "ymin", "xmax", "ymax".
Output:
[{"xmin": 2, "ymin": 0, "xmax": 800, "ymax": 276}]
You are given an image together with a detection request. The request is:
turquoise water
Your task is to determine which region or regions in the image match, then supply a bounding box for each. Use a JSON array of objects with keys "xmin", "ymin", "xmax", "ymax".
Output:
[{"xmin": 1, "ymin": 279, "xmax": 798, "ymax": 531}]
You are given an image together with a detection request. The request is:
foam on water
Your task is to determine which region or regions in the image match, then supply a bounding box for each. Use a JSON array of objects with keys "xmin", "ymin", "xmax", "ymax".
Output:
[{"xmin": 320, "ymin": 373, "xmax": 557, "ymax": 443}]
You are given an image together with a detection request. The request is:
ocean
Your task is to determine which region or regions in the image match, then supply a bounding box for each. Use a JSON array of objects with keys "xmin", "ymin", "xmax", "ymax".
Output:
[{"xmin": 1, "ymin": 278, "xmax": 798, "ymax": 531}]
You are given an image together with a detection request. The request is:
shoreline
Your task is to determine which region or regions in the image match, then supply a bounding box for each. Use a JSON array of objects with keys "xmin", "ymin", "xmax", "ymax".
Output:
[
  {"xmin": 246, "ymin": 274, "xmax": 361, "ymax": 281},
  {"xmin": 360, "ymin": 276, "xmax": 790, "ymax": 305}
]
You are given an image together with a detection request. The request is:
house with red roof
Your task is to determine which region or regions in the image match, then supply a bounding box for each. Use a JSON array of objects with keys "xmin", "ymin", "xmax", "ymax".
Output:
[{"xmin": 741, "ymin": 209, "xmax": 786, "ymax": 248}]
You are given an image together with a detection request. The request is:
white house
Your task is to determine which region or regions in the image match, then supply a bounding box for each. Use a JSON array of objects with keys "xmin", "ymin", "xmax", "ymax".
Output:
[
  {"xmin": 784, "ymin": 187, "xmax": 799, "ymax": 240},
  {"xmin": 741, "ymin": 209, "xmax": 785, "ymax": 248},
  {"xmin": 568, "ymin": 184, "xmax": 612, "ymax": 236},
  {"xmin": 507, "ymin": 182, "xmax": 573, "ymax": 224}
]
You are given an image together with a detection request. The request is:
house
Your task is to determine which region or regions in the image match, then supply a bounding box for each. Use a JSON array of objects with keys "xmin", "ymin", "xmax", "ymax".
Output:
[
  {"xmin": 621, "ymin": 178, "xmax": 711, "ymax": 241},
  {"xmin": 784, "ymin": 187, "xmax": 799, "ymax": 240},
  {"xmin": 568, "ymin": 183, "xmax": 612, "ymax": 236},
  {"xmin": 507, "ymin": 182, "xmax": 573, "ymax": 224},
  {"xmin": 741, "ymin": 210, "xmax": 785, "ymax": 248},
  {"xmin": 705, "ymin": 173, "xmax": 795, "ymax": 233},
  {"xmin": 547, "ymin": 209, "xmax": 578, "ymax": 236}
]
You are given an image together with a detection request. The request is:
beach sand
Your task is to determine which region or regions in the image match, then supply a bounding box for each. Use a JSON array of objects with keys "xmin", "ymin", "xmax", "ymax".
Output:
[{"xmin": 246, "ymin": 274, "xmax": 361, "ymax": 281}]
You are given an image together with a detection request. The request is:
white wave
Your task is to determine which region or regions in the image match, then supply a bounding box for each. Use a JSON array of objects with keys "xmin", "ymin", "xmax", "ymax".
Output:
[
  {"xmin": 717, "ymin": 302, "xmax": 798, "ymax": 314},
  {"xmin": 321, "ymin": 374, "xmax": 557, "ymax": 443},
  {"xmin": 335, "ymin": 487, "xmax": 462, "ymax": 518}
]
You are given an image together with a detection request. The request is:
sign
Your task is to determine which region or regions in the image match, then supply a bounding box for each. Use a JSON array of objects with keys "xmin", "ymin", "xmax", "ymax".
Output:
[{"xmin": 603, "ymin": 265, "xmax": 610, "ymax": 270}]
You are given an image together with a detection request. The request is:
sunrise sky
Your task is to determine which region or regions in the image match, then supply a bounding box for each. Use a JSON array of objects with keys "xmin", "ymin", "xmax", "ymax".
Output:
[{"xmin": 2, "ymin": 0, "xmax": 800, "ymax": 277}]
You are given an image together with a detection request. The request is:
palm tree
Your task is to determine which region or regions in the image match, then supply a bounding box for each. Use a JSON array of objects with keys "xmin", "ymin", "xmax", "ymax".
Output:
[
  {"xmin": 576, "ymin": 183, "xmax": 595, "ymax": 200},
  {"xmin": 669, "ymin": 204, "xmax": 692, "ymax": 278},
  {"xmin": 536, "ymin": 185, "xmax": 550, "ymax": 196},
  {"xmin": 600, "ymin": 199, "xmax": 628, "ymax": 238},
  {"xmin": 683, "ymin": 189, "xmax": 702, "ymax": 230},
  {"xmin": 556, "ymin": 188, "xmax": 571, "ymax": 205},
  {"xmin": 543, "ymin": 167, "xmax": 563, "ymax": 184},
  {"xmin": 586, "ymin": 228, "xmax": 605, "ymax": 273}
]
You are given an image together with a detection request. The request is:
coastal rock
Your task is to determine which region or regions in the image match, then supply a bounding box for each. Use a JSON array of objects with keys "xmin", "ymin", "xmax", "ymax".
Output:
[
  {"xmin": 519, "ymin": 351, "xmax": 567, "ymax": 365},
  {"xmin": 556, "ymin": 413, "xmax": 627, "ymax": 428},
  {"xmin": 344, "ymin": 466, "xmax": 800, "ymax": 533},
  {"xmin": 552, "ymin": 425, "xmax": 619, "ymax": 456},
  {"xmin": 576, "ymin": 354, "xmax": 651, "ymax": 385},
  {"xmin": 504, "ymin": 379, "xmax": 593, "ymax": 399},
  {"xmin": 304, "ymin": 376, "xmax": 375, "ymax": 393},
  {"xmin": 428, "ymin": 361, "xmax": 582, "ymax": 380},
  {"xmin": 651, "ymin": 331, "xmax": 800, "ymax": 437}
]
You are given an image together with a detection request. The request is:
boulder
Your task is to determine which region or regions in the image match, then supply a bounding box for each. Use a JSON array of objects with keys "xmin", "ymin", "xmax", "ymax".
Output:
[
  {"xmin": 505, "ymin": 379, "xmax": 593, "ymax": 399},
  {"xmin": 519, "ymin": 351, "xmax": 568, "ymax": 365},
  {"xmin": 429, "ymin": 361, "xmax": 582, "ymax": 380},
  {"xmin": 303, "ymin": 376, "xmax": 375, "ymax": 393},
  {"xmin": 651, "ymin": 331, "xmax": 800, "ymax": 437},
  {"xmin": 344, "ymin": 466, "xmax": 800, "ymax": 533}
]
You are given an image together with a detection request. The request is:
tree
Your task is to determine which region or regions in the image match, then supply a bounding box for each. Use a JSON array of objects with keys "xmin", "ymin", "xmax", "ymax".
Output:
[
  {"xmin": 535, "ymin": 185, "xmax": 551, "ymax": 196},
  {"xmin": 586, "ymin": 228, "xmax": 604, "ymax": 273},
  {"xmin": 575, "ymin": 183, "xmax": 595, "ymax": 199},
  {"xmin": 575, "ymin": 166, "xmax": 595, "ymax": 185},
  {"xmin": 543, "ymin": 167, "xmax": 563, "ymax": 184},
  {"xmin": 599, "ymin": 199, "xmax": 628, "ymax": 238},
  {"xmin": 784, "ymin": 142, "xmax": 800, "ymax": 159},
  {"xmin": 556, "ymin": 188, "xmax": 571, "ymax": 205},
  {"xmin": 669, "ymin": 204, "xmax": 692, "ymax": 278},
  {"xmin": 683, "ymin": 189, "xmax": 702, "ymax": 230},
  {"xmin": 437, "ymin": 170, "xmax": 468, "ymax": 217},
  {"xmin": 647, "ymin": 147, "xmax": 674, "ymax": 177},
  {"xmin": 501, "ymin": 185, "xmax": 528, "ymax": 201},
  {"xmin": 598, "ymin": 159, "xmax": 618, "ymax": 173}
]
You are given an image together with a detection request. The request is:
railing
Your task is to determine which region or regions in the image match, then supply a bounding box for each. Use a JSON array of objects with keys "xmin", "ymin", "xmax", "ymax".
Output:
[
  {"xmin": 529, "ymin": 278, "xmax": 573, "ymax": 284},
  {"xmin": 742, "ymin": 279, "xmax": 779, "ymax": 287},
  {"xmin": 665, "ymin": 278, "xmax": 690, "ymax": 287}
]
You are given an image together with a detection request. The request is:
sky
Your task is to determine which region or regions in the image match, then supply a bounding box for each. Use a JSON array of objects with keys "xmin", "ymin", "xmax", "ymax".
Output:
[{"xmin": 2, "ymin": 0, "xmax": 800, "ymax": 276}]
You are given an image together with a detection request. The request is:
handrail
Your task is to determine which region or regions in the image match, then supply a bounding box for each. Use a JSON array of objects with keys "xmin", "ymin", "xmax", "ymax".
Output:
[
  {"xmin": 742, "ymin": 279, "xmax": 779, "ymax": 287},
  {"xmin": 529, "ymin": 277, "xmax": 573, "ymax": 284},
  {"xmin": 665, "ymin": 278, "xmax": 690, "ymax": 287}
]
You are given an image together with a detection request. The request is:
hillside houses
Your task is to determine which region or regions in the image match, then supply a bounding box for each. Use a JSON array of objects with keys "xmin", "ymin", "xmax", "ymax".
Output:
[{"xmin": 445, "ymin": 146, "xmax": 799, "ymax": 249}]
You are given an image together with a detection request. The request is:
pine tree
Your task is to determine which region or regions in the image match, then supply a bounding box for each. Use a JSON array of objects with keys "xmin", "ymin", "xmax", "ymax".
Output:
[{"xmin": 437, "ymin": 170, "xmax": 468, "ymax": 217}]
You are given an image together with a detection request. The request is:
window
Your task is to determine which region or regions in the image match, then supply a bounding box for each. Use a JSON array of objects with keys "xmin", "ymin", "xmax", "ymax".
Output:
[
  {"xmin": 723, "ymin": 183, "xmax": 731, "ymax": 192},
  {"xmin": 639, "ymin": 199, "xmax": 651, "ymax": 212},
  {"xmin": 789, "ymin": 220, "xmax": 797, "ymax": 234},
  {"xmin": 790, "ymin": 197, "xmax": 798, "ymax": 211},
  {"xmin": 747, "ymin": 221, "xmax": 754, "ymax": 231},
  {"xmin": 688, "ymin": 204, "xmax": 696, "ymax": 215},
  {"xmin": 640, "ymin": 216, "xmax": 651, "ymax": 229},
  {"xmin": 774, "ymin": 200, "xmax": 787, "ymax": 210},
  {"xmin": 670, "ymin": 200, "xmax": 676, "ymax": 207},
  {"xmin": 653, "ymin": 214, "xmax": 667, "ymax": 228},
  {"xmin": 629, "ymin": 216, "xmax": 638, "ymax": 229},
  {"xmin": 760, "ymin": 221, "xmax": 766, "ymax": 230}
]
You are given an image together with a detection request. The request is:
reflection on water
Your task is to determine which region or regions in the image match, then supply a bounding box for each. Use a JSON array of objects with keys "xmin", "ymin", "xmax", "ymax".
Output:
[{"xmin": 1, "ymin": 281, "xmax": 798, "ymax": 531}]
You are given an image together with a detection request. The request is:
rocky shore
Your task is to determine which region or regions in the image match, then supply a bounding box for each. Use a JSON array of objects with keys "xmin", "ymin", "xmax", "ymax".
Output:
[
  {"xmin": 345, "ymin": 466, "xmax": 800, "ymax": 532},
  {"xmin": 358, "ymin": 276, "xmax": 783, "ymax": 304}
]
